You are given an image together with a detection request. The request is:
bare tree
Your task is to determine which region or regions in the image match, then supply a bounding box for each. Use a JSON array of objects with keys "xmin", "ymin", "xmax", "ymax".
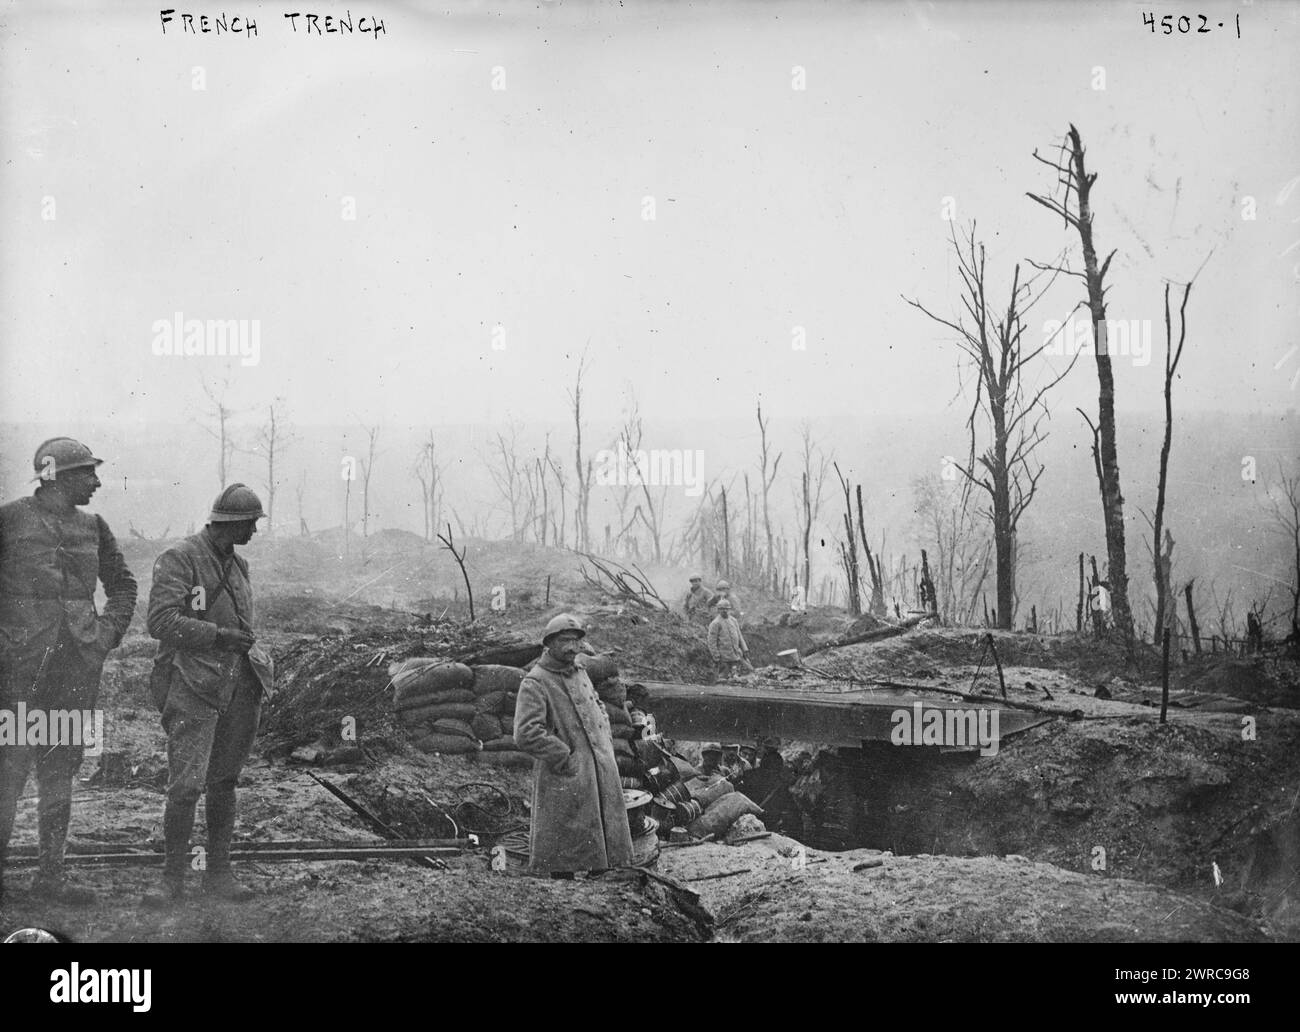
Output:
[
  {"xmin": 254, "ymin": 397, "xmax": 294, "ymax": 535},
  {"xmin": 295, "ymin": 471, "xmax": 309, "ymax": 536},
  {"xmin": 614, "ymin": 393, "xmax": 667, "ymax": 563},
  {"xmin": 485, "ymin": 423, "xmax": 526, "ymax": 541},
  {"xmin": 546, "ymin": 449, "xmax": 568, "ymax": 549},
  {"xmin": 904, "ymin": 221, "xmax": 1076, "ymax": 629},
  {"xmin": 358, "ymin": 423, "xmax": 380, "ymax": 539},
  {"xmin": 1028, "ymin": 123, "xmax": 1135, "ymax": 647},
  {"xmin": 1151, "ymin": 280, "xmax": 1194, "ymax": 638},
  {"xmin": 437, "ymin": 523, "xmax": 475, "ymax": 620},
  {"xmin": 913, "ymin": 473, "xmax": 992, "ymax": 626},
  {"xmin": 198, "ymin": 373, "xmax": 238, "ymax": 490},
  {"xmin": 794, "ymin": 422, "xmax": 831, "ymax": 597},
  {"xmin": 1265, "ymin": 462, "xmax": 1300, "ymax": 645},
  {"xmin": 568, "ymin": 350, "xmax": 594, "ymax": 552},
  {"xmin": 756, "ymin": 401, "xmax": 782, "ymax": 593},
  {"xmin": 414, "ymin": 431, "xmax": 444, "ymax": 543}
]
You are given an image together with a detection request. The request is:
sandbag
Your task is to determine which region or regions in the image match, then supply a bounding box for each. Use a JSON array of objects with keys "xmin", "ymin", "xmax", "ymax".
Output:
[
  {"xmin": 604, "ymin": 701, "xmax": 632, "ymax": 726},
  {"xmin": 688, "ymin": 792, "xmax": 763, "ymax": 839},
  {"xmin": 482, "ymin": 735, "xmax": 520, "ymax": 753},
  {"xmin": 431, "ymin": 718, "xmax": 476, "ymax": 740},
  {"xmin": 398, "ymin": 702, "xmax": 479, "ymax": 726},
  {"xmin": 471, "ymin": 665, "xmax": 526, "ymax": 696},
  {"xmin": 688, "ymin": 777, "xmax": 735, "ymax": 809},
  {"xmin": 474, "ymin": 750, "xmax": 534, "ymax": 769},
  {"xmin": 724, "ymin": 813, "xmax": 767, "ymax": 844},
  {"xmin": 390, "ymin": 659, "xmax": 473, "ymax": 699},
  {"xmin": 414, "ymin": 733, "xmax": 481, "ymax": 755},
  {"xmin": 394, "ymin": 687, "xmax": 476, "ymax": 712},
  {"xmin": 612, "ymin": 738, "xmax": 635, "ymax": 760},
  {"xmin": 499, "ymin": 692, "xmax": 518, "ymax": 716},
  {"xmin": 671, "ymin": 756, "xmax": 700, "ymax": 780},
  {"xmin": 611, "ymin": 724, "xmax": 639, "ymax": 741},
  {"xmin": 471, "ymin": 713, "xmax": 501, "ymax": 741},
  {"xmin": 475, "ymin": 690, "xmax": 507, "ymax": 713}
]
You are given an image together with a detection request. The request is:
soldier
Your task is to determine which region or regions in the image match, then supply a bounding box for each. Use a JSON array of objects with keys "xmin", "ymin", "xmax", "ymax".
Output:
[
  {"xmin": 0, "ymin": 437, "xmax": 138, "ymax": 906},
  {"xmin": 682, "ymin": 575, "xmax": 712, "ymax": 623},
  {"xmin": 142, "ymin": 484, "xmax": 273, "ymax": 907},
  {"xmin": 513, "ymin": 614, "xmax": 632, "ymax": 878},
  {"xmin": 709, "ymin": 579, "xmax": 742, "ymax": 619},
  {"xmin": 707, "ymin": 598, "xmax": 752, "ymax": 679}
]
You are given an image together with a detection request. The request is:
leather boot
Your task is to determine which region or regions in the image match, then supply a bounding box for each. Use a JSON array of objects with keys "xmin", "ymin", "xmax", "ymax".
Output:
[
  {"xmin": 202, "ymin": 791, "xmax": 253, "ymax": 902},
  {"xmin": 31, "ymin": 800, "xmax": 95, "ymax": 906},
  {"xmin": 142, "ymin": 803, "xmax": 195, "ymax": 909}
]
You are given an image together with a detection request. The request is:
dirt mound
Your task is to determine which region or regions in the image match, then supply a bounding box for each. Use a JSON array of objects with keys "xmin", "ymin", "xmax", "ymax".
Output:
[
  {"xmin": 658, "ymin": 842, "xmax": 1265, "ymax": 942},
  {"xmin": 881, "ymin": 712, "xmax": 1300, "ymax": 939},
  {"xmin": 1179, "ymin": 657, "xmax": 1300, "ymax": 709}
]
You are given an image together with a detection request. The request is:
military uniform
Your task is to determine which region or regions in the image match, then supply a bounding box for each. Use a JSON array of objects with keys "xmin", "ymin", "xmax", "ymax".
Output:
[
  {"xmin": 146, "ymin": 518, "xmax": 272, "ymax": 902},
  {"xmin": 0, "ymin": 487, "xmax": 137, "ymax": 897},
  {"xmin": 682, "ymin": 583, "xmax": 712, "ymax": 623}
]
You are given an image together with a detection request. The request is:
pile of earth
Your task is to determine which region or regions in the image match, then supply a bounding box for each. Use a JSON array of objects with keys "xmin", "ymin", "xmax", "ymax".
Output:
[
  {"xmin": 840, "ymin": 709, "xmax": 1300, "ymax": 939},
  {"xmin": 657, "ymin": 839, "xmax": 1267, "ymax": 943},
  {"xmin": 1177, "ymin": 656, "xmax": 1300, "ymax": 710}
]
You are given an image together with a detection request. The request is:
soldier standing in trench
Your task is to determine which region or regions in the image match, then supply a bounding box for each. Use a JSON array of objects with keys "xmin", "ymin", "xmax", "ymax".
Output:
[
  {"xmin": 142, "ymin": 484, "xmax": 273, "ymax": 907},
  {"xmin": 514, "ymin": 614, "xmax": 632, "ymax": 878},
  {"xmin": 0, "ymin": 438, "xmax": 138, "ymax": 907}
]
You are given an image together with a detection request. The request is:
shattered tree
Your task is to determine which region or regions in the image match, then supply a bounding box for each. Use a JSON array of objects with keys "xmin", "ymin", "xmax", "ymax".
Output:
[{"xmin": 1028, "ymin": 124, "xmax": 1136, "ymax": 649}]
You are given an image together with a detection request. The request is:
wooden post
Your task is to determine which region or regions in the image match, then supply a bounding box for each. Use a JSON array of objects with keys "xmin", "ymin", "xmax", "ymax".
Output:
[
  {"xmin": 1030, "ymin": 605, "xmax": 1038, "ymax": 634},
  {"xmin": 545, "ymin": 575, "xmax": 551, "ymax": 605},
  {"xmin": 1076, "ymin": 552, "xmax": 1085, "ymax": 632},
  {"xmin": 985, "ymin": 633, "xmax": 1007, "ymax": 699},
  {"xmin": 1184, "ymin": 581, "xmax": 1201, "ymax": 655},
  {"xmin": 1159, "ymin": 629, "xmax": 1171, "ymax": 724}
]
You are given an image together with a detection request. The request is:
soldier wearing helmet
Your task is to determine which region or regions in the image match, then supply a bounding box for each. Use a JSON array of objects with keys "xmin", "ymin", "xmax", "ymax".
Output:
[
  {"xmin": 681, "ymin": 574, "xmax": 712, "ymax": 624},
  {"xmin": 707, "ymin": 597, "xmax": 752, "ymax": 680},
  {"xmin": 709, "ymin": 578, "xmax": 742, "ymax": 619},
  {"xmin": 512, "ymin": 614, "xmax": 632, "ymax": 877},
  {"xmin": 142, "ymin": 484, "xmax": 274, "ymax": 907},
  {"xmin": 0, "ymin": 437, "xmax": 138, "ymax": 906}
]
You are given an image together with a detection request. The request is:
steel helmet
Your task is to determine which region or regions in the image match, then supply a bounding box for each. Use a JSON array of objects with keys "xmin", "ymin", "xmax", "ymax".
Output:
[
  {"xmin": 208, "ymin": 483, "xmax": 266, "ymax": 523},
  {"xmin": 716, "ymin": 580, "xmax": 730, "ymax": 590},
  {"xmin": 701, "ymin": 742, "xmax": 722, "ymax": 755},
  {"xmin": 689, "ymin": 574, "xmax": 702, "ymax": 582},
  {"xmin": 541, "ymin": 613, "xmax": 586, "ymax": 645},
  {"xmin": 716, "ymin": 598, "xmax": 733, "ymax": 610},
  {"xmin": 32, "ymin": 437, "xmax": 102, "ymax": 480}
]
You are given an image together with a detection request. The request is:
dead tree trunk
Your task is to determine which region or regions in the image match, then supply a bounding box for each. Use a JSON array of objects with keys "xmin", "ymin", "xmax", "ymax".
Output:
[
  {"xmin": 1185, "ymin": 580, "xmax": 1202, "ymax": 655},
  {"xmin": 1029, "ymin": 124, "xmax": 1134, "ymax": 649},
  {"xmin": 1152, "ymin": 280, "xmax": 1193, "ymax": 638}
]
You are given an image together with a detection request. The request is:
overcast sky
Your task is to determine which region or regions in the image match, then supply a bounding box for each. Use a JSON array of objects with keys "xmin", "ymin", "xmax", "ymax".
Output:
[{"xmin": 3, "ymin": 0, "xmax": 1298, "ymax": 438}]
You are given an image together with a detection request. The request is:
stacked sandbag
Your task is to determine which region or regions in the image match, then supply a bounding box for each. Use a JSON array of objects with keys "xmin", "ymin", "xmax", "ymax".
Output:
[
  {"xmin": 391, "ymin": 660, "xmax": 477, "ymax": 729},
  {"xmin": 685, "ymin": 775, "xmax": 735, "ymax": 809},
  {"xmin": 687, "ymin": 791, "xmax": 764, "ymax": 840},
  {"xmin": 467, "ymin": 664, "xmax": 531, "ymax": 768}
]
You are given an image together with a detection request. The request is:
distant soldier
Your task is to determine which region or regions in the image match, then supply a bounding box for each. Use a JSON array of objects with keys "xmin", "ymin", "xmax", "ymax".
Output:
[
  {"xmin": 0, "ymin": 438, "xmax": 138, "ymax": 906},
  {"xmin": 709, "ymin": 579, "xmax": 741, "ymax": 618},
  {"xmin": 142, "ymin": 484, "xmax": 274, "ymax": 907},
  {"xmin": 682, "ymin": 574, "xmax": 712, "ymax": 623},
  {"xmin": 707, "ymin": 598, "xmax": 752, "ymax": 679},
  {"xmin": 720, "ymin": 743, "xmax": 750, "ymax": 783},
  {"xmin": 698, "ymin": 742, "xmax": 724, "ymax": 778}
]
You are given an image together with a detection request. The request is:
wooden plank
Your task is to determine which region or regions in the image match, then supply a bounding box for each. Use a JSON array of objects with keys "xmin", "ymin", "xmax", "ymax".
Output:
[{"xmin": 638, "ymin": 680, "xmax": 1051, "ymax": 748}]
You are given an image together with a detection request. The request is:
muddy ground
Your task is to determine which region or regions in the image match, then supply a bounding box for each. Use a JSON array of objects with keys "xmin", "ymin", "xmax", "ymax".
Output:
[{"xmin": 2, "ymin": 537, "xmax": 1295, "ymax": 942}]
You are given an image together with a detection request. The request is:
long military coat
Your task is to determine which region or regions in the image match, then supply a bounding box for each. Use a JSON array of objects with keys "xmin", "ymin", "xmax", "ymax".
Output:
[{"xmin": 514, "ymin": 652, "xmax": 633, "ymax": 873}]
